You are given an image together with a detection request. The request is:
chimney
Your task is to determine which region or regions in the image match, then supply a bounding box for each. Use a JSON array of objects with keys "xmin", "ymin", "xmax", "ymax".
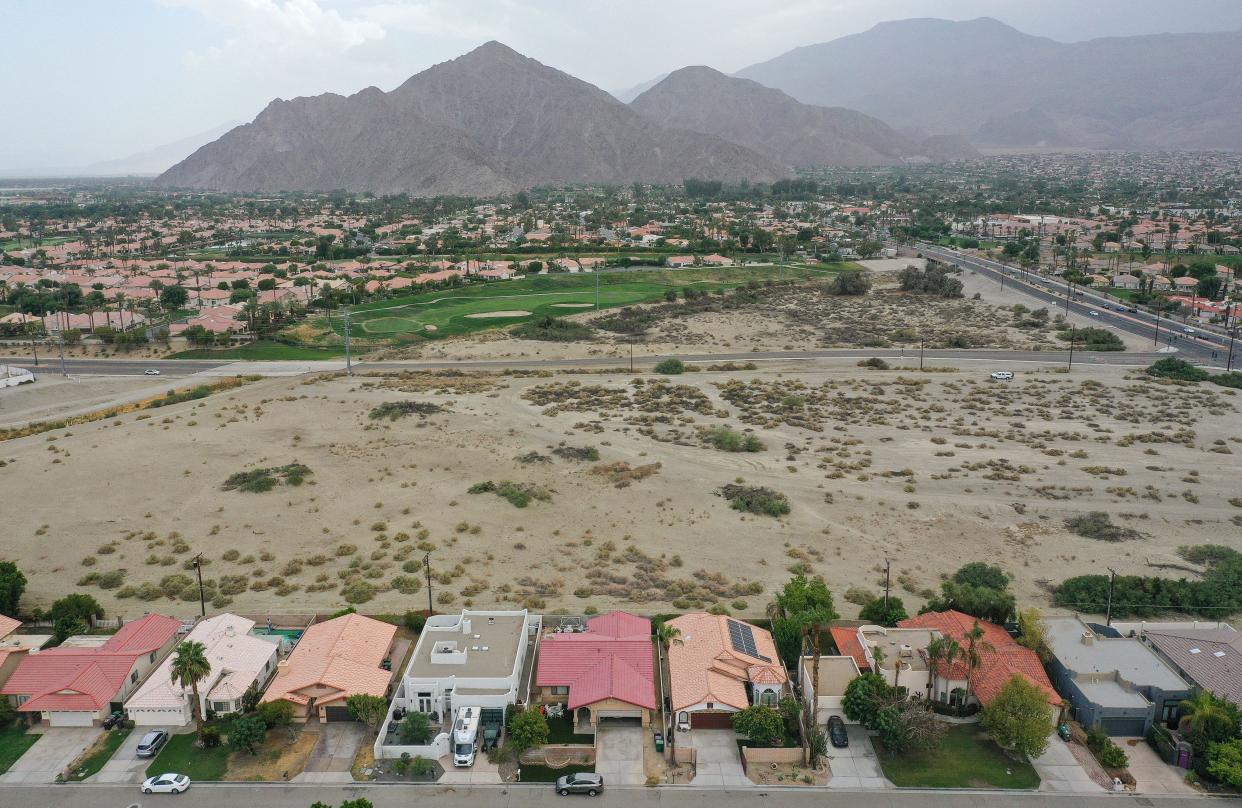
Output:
[
  {"xmin": 462, "ymin": 618, "xmax": 472, "ymax": 635},
  {"xmin": 1080, "ymin": 631, "xmax": 1094, "ymax": 646}
]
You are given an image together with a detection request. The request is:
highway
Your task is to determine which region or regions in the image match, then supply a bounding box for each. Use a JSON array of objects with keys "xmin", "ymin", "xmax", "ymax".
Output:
[
  {"xmin": 918, "ymin": 242, "xmax": 1238, "ymax": 368},
  {"xmin": 0, "ymin": 783, "xmax": 1226, "ymax": 808},
  {"xmin": 0, "ymin": 358, "xmax": 232, "ymax": 377}
]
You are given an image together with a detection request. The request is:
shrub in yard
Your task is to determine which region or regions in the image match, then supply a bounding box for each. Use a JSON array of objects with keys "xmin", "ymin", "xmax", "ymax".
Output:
[
  {"xmin": 1086, "ymin": 726, "xmax": 1129, "ymax": 769},
  {"xmin": 731, "ymin": 706, "xmax": 785, "ymax": 747},
  {"xmin": 508, "ymin": 708, "xmax": 549, "ymax": 752},
  {"xmin": 718, "ymin": 484, "xmax": 791, "ymax": 516},
  {"xmin": 981, "ymin": 675, "xmax": 1054, "ymax": 758},
  {"xmin": 1065, "ymin": 511, "xmax": 1142, "ymax": 542},
  {"xmin": 1207, "ymin": 739, "xmax": 1242, "ymax": 789},
  {"xmin": 858, "ymin": 595, "xmax": 908, "ymax": 627},
  {"xmin": 346, "ymin": 693, "xmax": 389, "ymax": 729},
  {"xmin": 398, "ymin": 711, "xmax": 432, "ymax": 744},
  {"xmin": 227, "ymin": 715, "xmax": 267, "ymax": 755},
  {"xmin": 257, "ymin": 700, "xmax": 294, "ymax": 729},
  {"xmin": 653, "ymin": 359, "xmax": 685, "ymax": 375},
  {"xmin": 842, "ymin": 673, "xmax": 894, "ymax": 727}
]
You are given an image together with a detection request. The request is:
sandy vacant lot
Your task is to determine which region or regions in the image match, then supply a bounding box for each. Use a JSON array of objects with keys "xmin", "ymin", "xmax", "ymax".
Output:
[{"xmin": 1, "ymin": 358, "xmax": 1237, "ymax": 621}]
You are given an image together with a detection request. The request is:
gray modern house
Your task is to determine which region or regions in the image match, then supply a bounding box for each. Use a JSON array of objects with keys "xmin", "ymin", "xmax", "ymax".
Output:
[
  {"xmin": 1138, "ymin": 624, "xmax": 1242, "ymax": 709},
  {"xmin": 1044, "ymin": 616, "xmax": 1193, "ymax": 736}
]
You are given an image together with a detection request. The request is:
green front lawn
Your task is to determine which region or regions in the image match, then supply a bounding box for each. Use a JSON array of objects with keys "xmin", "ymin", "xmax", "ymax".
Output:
[
  {"xmin": 517, "ymin": 763, "xmax": 594, "ymax": 783},
  {"xmin": 873, "ymin": 725, "xmax": 1040, "ymax": 790},
  {"xmin": 0, "ymin": 725, "xmax": 39, "ymax": 775},
  {"xmin": 67, "ymin": 727, "xmax": 131, "ymax": 781},
  {"xmin": 545, "ymin": 715, "xmax": 593, "ymax": 745},
  {"xmin": 145, "ymin": 732, "xmax": 229, "ymax": 781}
]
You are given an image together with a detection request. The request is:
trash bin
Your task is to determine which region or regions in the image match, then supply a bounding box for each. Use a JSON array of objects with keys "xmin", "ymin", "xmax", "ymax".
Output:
[{"xmin": 654, "ymin": 732, "xmax": 664, "ymax": 752}]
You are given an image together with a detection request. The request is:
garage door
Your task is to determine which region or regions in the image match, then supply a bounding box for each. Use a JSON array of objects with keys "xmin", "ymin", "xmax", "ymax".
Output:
[
  {"xmin": 323, "ymin": 706, "xmax": 354, "ymax": 722},
  {"xmin": 690, "ymin": 712, "xmax": 733, "ymax": 730},
  {"xmin": 598, "ymin": 710, "xmax": 642, "ymax": 726},
  {"xmin": 50, "ymin": 711, "xmax": 95, "ymax": 727},
  {"xmin": 1099, "ymin": 717, "xmax": 1146, "ymax": 737}
]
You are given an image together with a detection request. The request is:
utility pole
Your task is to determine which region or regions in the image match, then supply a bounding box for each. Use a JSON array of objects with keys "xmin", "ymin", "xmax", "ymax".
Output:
[
  {"xmin": 1064, "ymin": 280, "xmax": 1072, "ymax": 317},
  {"xmin": 31, "ymin": 334, "xmax": 39, "ymax": 367},
  {"xmin": 919, "ymin": 337, "xmax": 924, "ymax": 371},
  {"xmin": 342, "ymin": 307, "xmax": 353, "ymax": 376},
  {"xmin": 1105, "ymin": 567, "xmax": 1117, "ymax": 627},
  {"xmin": 192, "ymin": 553, "xmax": 206, "ymax": 617},
  {"xmin": 1067, "ymin": 324, "xmax": 1076, "ymax": 371},
  {"xmin": 56, "ymin": 331, "xmax": 67, "ymax": 378},
  {"xmin": 883, "ymin": 559, "xmax": 892, "ymax": 610},
  {"xmin": 1227, "ymin": 328, "xmax": 1237, "ymax": 373},
  {"xmin": 423, "ymin": 552, "xmax": 434, "ymax": 617},
  {"xmin": 1153, "ymin": 307, "xmax": 1162, "ymax": 348}
]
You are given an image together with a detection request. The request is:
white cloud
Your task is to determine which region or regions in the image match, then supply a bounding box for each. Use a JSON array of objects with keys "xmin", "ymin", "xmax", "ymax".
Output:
[{"xmin": 160, "ymin": 0, "xmax": 387, "ymax": 54}]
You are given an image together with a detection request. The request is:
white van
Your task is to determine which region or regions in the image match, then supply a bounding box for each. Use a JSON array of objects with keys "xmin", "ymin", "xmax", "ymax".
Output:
[{"xmin": 452, "ymin": 707, "xmax": 480, "ymax": 767}]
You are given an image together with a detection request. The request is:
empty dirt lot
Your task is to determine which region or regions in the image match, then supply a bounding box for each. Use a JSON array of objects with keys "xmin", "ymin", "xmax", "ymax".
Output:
[{"xmin": 1, "ymin": 358, "xmax": 1237, "ymax": 620}]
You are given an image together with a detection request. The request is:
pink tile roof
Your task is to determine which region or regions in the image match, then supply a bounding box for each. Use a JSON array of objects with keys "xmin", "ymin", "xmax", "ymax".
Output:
[
  {"xmin": 261, "ymin": 613, "xmax": 396, "ymax": 709},
  {"xmin": 666, "ymin": 613, "xmax": 787, "ymax": 712},
  {"xmin": 536, "ymin": 611, "xmax": 655, "ymax": 710},
  {"xmin": 898, "ymin": 610, "xmax": 1060, "ymax": 707},
  {"xmin": 0, "ymin": 616, "xmax": 19, "ymax": 639},
  {"xmin": 2, "ymin": 614, "xmax": 181, "ymax": 713},
  {"xmin": 830, "ymin": 627, "xmax": 871, "ymax": 672}
]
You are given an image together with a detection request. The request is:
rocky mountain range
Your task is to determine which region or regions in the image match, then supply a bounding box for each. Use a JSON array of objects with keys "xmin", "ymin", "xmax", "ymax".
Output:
[
  {"xmin": 157, "ymin": 42, "xmax": 785, "ymax": 196},
  {"xmin": 630, "ymin": 66, "xmax": 976, "ymax": 167},
  {"xmin": 737, "ymin": 17, "xmax": 1242, "ymax": 150}
]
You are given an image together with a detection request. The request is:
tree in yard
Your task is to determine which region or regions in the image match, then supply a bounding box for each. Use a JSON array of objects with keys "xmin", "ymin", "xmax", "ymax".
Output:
[
  {"xmin": 924, "ymin": 636, "xmax": 962, "ymax": 700},
  {"xmin": 981, "ymin": 675, "xmax": 1054, "ymax": 758},
  {"xmin": 227, "ymin": 714, "xmax": 267, "ymax": 755},
  {"xmin": 1015, "ymin": 607, "xmax": 1052, "ymax": 662},
  {"xmin": 1179, "ymin": 691, "xmax": 1241, "ymax": 763},
  {"xmin": 1207, "ymin": 739, "xmax": 1242, "ymax": 789},
  {"xmin": 842, "ymin": 673, "xmax": 893, "ymax": 727},
  {"xmin": 654, "ymin": 620, "xmax": 682, "ymax": 655},
  {"xmin": 508, "ymin": 707, "xmax": 549, "ymax": 752},
  {"xmin": 873, "ymin": 700, "xmax": 944, "ymax": 754},
  {"xmin": 858, "ymin": 595, "xmax": 908, "ymax": 627},
  {"xmin": 731, "ymin": 706, "xmax": 785, "ymax": 747},
  {"xmin": 49, "ymin": 594, "xmax": 103, "ymax": 642},
  {"xmin": 345, "ymin": 693, "xmax": 389, "ymax": 729},
  {"xmin": 962, "ymin": 621, "xmax": 993, "ymax": 709},
  {"xmin": 0, "ymin": 562, "xmax": 26, "ymax": 617},
  {"xmin": 159, "ymin": 284, "xmax": 189, "ymax": 311},
  {"xmin": 924, "ymin": 563, "xmax": 1016, "ymax": 625},
  {"xmin": 774, "ymin": 574, "xmax": 838, "ymax": 727},
  {"xmin": 398, "ymin": 712, "xmax": 433, "ymax": 745},
  {"xmin": 53, "ymin": 617, "xmax": 89, "ymax": 643},
  {"xmin": 169, "ymin": 640, "xmax": 211, "ymax": 736},
  {"xmin": 257, "ymin": 699, "xmax": 294, "ymax": 729}
]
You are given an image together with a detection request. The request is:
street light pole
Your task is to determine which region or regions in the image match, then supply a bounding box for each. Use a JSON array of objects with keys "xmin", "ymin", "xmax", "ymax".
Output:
[
  {"xmin": 57, "ymin": 331, "xmax": 67, "ymax": 378},
  {"xmin": 1067, "ymin": 324, "xmax": 1076, "ymax": 371},
  {"xmin": 1154, "ymin": 307, "xmax": 1162, "ymax": 348},
  {"xmin": 1228, "ymin": 328, "xmax": 1237, "ymax": 373},
  {"xmin": 919, "ymin": 338, "xmax": 924, "ymax": 371}
]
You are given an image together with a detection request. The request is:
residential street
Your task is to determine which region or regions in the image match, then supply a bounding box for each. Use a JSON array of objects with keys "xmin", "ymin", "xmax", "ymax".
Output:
[{"xmin": 0, "ymin": 783, "xmax": 1228, "ymax": 808}]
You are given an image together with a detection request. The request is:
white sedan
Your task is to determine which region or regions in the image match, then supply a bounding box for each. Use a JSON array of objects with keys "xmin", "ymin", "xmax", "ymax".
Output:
[
  {"xmin": 142, "ymin": 773, "xmax": 191, "ymax": 794},
  {"xmin": 144, "ymin": 369, "xmax": 162, "ymax": 375}
]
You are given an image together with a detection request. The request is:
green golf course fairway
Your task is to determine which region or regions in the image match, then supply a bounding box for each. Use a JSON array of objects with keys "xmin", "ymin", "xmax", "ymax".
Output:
[{"xmin": 327, "ymin": 264, "xmax": 843, "ymax": 344}]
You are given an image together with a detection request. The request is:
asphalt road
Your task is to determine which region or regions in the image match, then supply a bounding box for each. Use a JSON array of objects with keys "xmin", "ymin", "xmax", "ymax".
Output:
[
  {"xmin": 0, "ymin": 784, "xmax": 1227, "ymax": 808},
  {"xmin": 918, "ymin": 243, "xmax": 1237, "ymax": 367},
  {"xmin": 0, "ymin": 358, "xmax": 231, "ymax": 377}
]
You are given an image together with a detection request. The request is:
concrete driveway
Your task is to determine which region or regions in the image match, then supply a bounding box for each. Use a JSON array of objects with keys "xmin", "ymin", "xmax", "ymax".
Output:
[
  {"xmin": 688, "ymin": 730, "xmax": 748, "ymax": 788},
  {"xmin": 0, "ymin": 727, "xmax": 99, "ymax": 784},
  {"xmin": 1120, "ymin": 737, "xmax": 1196, "ymax": 794},
  {"xmin": 825, "ymin": 726, "xmax": 889, "ymax": 790},
  {"xmin": 293, "ymin": 723, "xmax": 366, "ymax": 784},
  {"xmin": 91, "ymin": 727, "xmax": 181, "ymax": 784},
  {"xmin": 595, "ymin": 724, "xmax": 645, "ymax": 785},
  {"xmin": 1032, "ymin": 737, "xmax": 1104, "ymax": 793}
]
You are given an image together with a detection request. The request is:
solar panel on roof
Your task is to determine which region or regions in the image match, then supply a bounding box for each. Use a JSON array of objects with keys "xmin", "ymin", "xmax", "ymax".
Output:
[{"xmin": 726, "ymin": 619, "xmax": 771, "ymax": 662}]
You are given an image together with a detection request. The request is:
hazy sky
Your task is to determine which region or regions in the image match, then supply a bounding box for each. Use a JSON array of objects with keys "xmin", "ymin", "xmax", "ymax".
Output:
[{"xmin": 4, "ymin": 0, "xmax": 1242, "ymax": 170}]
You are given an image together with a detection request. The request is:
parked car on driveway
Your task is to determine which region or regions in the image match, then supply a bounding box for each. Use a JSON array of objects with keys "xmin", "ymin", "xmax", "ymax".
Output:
[
  {"xmin": 827, "ymin": 715, "xmax": 849, "ymax": 748},
  {"xmin": 101, "ymin": 710, "xmax": 125, "ymax": 729},
  {"xmin": 135, "ymin": 730, "xmax": 169, "ymax": 758},
  {"xmin": 555, "ymin": 772, "xmax": 604, "ymax": 796},
  {"xmin": 142, "ymin": 773, "xmax": 190, "ymax": 794}
]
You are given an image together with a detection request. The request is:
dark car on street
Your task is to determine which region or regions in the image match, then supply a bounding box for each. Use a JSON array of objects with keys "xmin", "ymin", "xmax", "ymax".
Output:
[
  {"xmin": 135, "ymin": 730, "xmax": 169, "ymax": 758},
  {"xmin": 827, "ymin": 715, "xmax": 849, "ymax": 748},
  {"xmin": 555, "ymin": 772, "xmax": 604, "ymax": 796}
]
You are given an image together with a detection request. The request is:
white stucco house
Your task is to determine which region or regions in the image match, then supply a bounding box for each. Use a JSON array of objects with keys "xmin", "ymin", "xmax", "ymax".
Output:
[{"xmin": 125, "ymin": 614, "xmax": 278, "ymax": 726}]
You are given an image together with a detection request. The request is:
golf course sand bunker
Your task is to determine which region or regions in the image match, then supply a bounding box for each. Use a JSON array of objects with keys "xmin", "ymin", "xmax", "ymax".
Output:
[
  {"xmin": 550, "ymin": 303, "xmax": 594, "ymax": 308},
  {"xmin": 464, "ymin": 310, "xmax": 530, "ymax": 318}
]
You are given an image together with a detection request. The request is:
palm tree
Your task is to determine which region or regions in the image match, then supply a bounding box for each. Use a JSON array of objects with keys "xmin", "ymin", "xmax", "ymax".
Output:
[
  {"xmin": 654, "ymin": 620, "xmax": 682, "ymax": 655},
  {"xmin": 870, "ymin": 644, "xmax": 887, "ymax": 679},
  {"xmin": 1178, "ymin": 691, "xmax": 1236, "ymax": 741},
  {"xmin": 925, "ymin": 636, "xmax": 962, "ymax": 701},
  {"xmin": 169, "ymin": 640, "xmax": 212, "ymax": 736},
  {"xmin": 963, "ymin": 622, "xmax": 993, "ymax": 709}
]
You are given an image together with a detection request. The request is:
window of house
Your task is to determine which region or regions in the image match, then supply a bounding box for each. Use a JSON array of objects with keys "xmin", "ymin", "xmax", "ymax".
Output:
[
  {"xmin": 417, "ymin": 692, "xmax": 432, "ymax": 713},
  {"xmin": 759, "ymin": 690, "xmax": 778, "ymax": 707},
  {"xmin": 149, "ymin": 652, "xmax": 156, "ymax": 664},
  {"xmin": 550, "ymin": 686, "xmax": 569, "ymax": 696},
  {"xmin": 131, "ymin": 671, "xmax": 139, "ymax": 684},
  {"xmin": 678, "ymin": 712, "xmax": 688, "ymax": 724},
  {"xmin": 707, "ymin": 702, "xmax": 714, "ymax": 710}
]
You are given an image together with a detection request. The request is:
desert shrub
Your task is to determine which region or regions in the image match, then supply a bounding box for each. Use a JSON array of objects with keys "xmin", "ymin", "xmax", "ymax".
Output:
[
  {"xmin": 368, "ymin": 401, "xmax": 446, "ymax": 421},
  {"xmin": 1059, "ymin": 326, "xmax": 1123, "ymax": 351},
  {"xmin": 341, "ymin": 580, "xmax": 377, "ymax": 604},
  {"xmin": 858, "ymin": 357, "xmax": 890, "ymax": 370},
  {"xmin": 468, "ymin": 480, "xmax": 552, "ymax": 508},
  {"xmin": 590, "ymin": 461, "xmax": 661, "ymax": 487},
  {"xmin": 899, "ymin": 264, "xmax": 963, "ymax": 297},
  {"xmin": 829, "ymin": 269, "xmax": 871, "ymax": 296},
  {"xmin": 511, "ymin": 316, "xmax": 594, "ymax": 342},
  {"xmin": 390, "ymin": 575, "xmax": 422, "ymax": 595},
  {"xmin": 1065, "ymin": 511, "xmax": 1143, "ymax": 542},
  {"xmin": 653, "ymin": 359, "xmax": 685, "ymax": 375},
  {"xmin": 1145, "ymin": 357, "xmax": 1209, "ymax": 382},
  {"xmin": 222, "ymin": 463, "xmax": 312, "ymax": 492},
  {"xmin": 551, "ymin": 445, "xmax": 600, "ymax": 461},
  {"xmin": 718, "ymin": 484, "xmax": 791, "ymax": 517},
  {"xmin": 706, "ymin": 426, "xmax": 763, "ymax": 453}
]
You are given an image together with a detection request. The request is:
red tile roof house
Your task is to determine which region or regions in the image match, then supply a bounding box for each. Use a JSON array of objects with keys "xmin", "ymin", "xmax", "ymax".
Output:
[
  {"xmin": 1, "ymin": 614, "xmax": 181, "ymax": 727},
  {"xmin": 667, "ymin": 613, "xmax": 788, "ymax": 733},
  {"xmin": 899, "ymin": 610, "xmax": 1061, "ymax": 718},
  {"xmin": 260, "ymin": 613, "xmax": 397, "ymax": 723},
  {"xmin": 535, "ymin": 611, "xmax": 656, "ymax": 734}
]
